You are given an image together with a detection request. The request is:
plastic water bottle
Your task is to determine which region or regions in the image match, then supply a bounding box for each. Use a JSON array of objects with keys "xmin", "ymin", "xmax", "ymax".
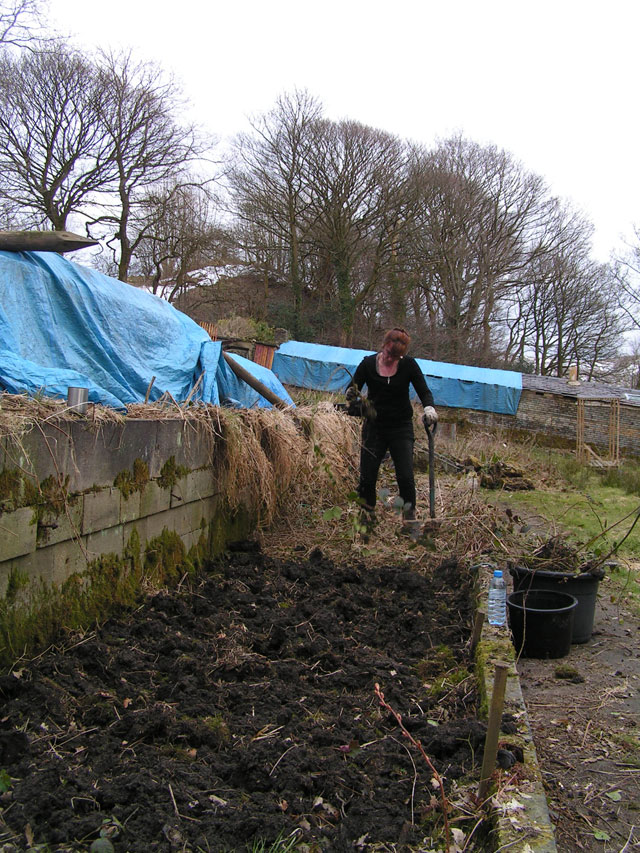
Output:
[{"xmin": 487, "ymin": 569, "xmax": 507, "ymax": 626}]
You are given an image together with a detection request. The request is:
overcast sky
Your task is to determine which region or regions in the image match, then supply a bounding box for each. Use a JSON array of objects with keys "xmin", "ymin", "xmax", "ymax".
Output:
[{"xmin": 49, "ymin": 0, "xmax": 639, "ymax": 262}]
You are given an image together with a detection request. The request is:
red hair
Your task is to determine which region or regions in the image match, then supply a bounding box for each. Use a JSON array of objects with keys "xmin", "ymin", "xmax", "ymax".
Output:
[{"xmin": 382, "ymin": 327, "xmax": 410, "ymax": 358}]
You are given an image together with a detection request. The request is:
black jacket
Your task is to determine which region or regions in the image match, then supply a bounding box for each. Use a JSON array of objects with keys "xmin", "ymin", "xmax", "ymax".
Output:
[{"xmin": 349, "ymin": 354, "xmax": 434, "ymax": 426}]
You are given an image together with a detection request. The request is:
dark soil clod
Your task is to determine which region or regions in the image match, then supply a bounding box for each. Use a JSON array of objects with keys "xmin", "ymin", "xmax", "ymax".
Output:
[{"xmin": 0, "ymin": 545, "xmax": 481, "ymax": 852}]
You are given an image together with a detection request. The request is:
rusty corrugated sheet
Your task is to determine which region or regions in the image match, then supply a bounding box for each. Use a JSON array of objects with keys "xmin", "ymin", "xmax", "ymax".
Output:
[
  {"xmin": 198, "ymin": 321, "xmax": 218, "ymax": 340},
  {"xmin": 253, "ymin": 343, "xmax": 275, "ymax": 369}
]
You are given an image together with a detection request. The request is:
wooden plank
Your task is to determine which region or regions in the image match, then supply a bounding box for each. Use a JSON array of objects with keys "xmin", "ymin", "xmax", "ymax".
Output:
[{"xmin": 0, "ymin": 230, "xmax": 98, "ymax": 253}]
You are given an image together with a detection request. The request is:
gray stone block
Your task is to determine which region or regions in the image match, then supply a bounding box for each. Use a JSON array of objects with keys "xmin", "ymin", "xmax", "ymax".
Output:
[
  {"xmin": 37, "ymin": 497, "xmax": 84, "ymax": 547},
  {"xmin": 65, "ymin": 421, "xmax": 146, "ymax": 492},
  {"xmin": 85, "ymin": 524, "xmax": 124, "ymax": 564},
  {"xmin": 178, "ymin": 468, "xmax": 218, "ymax": 504},
  {"xmin": 133, "ymin": 507, "xmax": 177, "ymax": 544},
  {"xmin": 176, "ymin": 497, "xmax": 220, "ymax": 538},
  {"xmin": 82, "ymin": 489, "xmax": 120, "ymax": 535},
  {"xmin": 48, "ymin": 538, "xmax": 90, "ymax": 585},
  {"xmin": 0, "ymin": 507, "xmax": 37, "ymax": 561},
  {"xmin": 181, "ymin": 529, "xmax": 204, "ymax": 553},
  {"xmin": 3, "ymin": 424, "xmax": 71, "ymax": 483},
  {"xmin": 1, "ymin": 549, "xmax": 40, "ymax": 596},
  {"xmin": 120, "ymin": 490, "xmax": 142, "ymax": 524},
  {"xmin": 154, "ymin": 421, "xmax": 214, "ymax": 474},
  {"xmin": 139, "ymin": 481, "xmax": 171, "ymax": 518}
]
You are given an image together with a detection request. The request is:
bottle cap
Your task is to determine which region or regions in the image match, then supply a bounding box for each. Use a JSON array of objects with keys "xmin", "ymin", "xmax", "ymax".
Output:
[{"xmin": 493, "ymin": 569, "xmax": 503, "ymax": 577}]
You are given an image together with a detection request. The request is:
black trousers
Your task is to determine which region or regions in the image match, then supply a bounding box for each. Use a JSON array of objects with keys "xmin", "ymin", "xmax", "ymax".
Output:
[{"xmin": 358, "ymin": 418, "xmax": 415, "ymax": 511}]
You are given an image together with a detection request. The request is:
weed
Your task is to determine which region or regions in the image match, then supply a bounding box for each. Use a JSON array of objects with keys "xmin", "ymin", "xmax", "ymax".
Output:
[
  {"xmin": 428, "ymin": 667, "xmax": 472, "ymax": 700},
  {"xmin": 201, "ymin": 714, "xmax": 231, "ymax": 745},
  {"xmin": 606, "ymin": 560, "xmax": 640, "ymax": 615},
  {"xmin": 23, "ymin": 473, "xmax": 74, "ymax": 523},
  {"xmin": 609, "ymin": 731, "xmax": 640, "ymax": 756},
  {"xmin": 0, "ymin": 768, "xmax": 11, "ymax": 792},
  {"xmin": 415, "ymin": 644, "xmax": 458, "ymax": 681},
  {"xmin": 554, "ymin": 663, "xmax": 583, "ymax": 682},
  {"xmin": 599, "ymin": 460, "xmax": 640, "ymax": 495},
  {"xmin": 247, "ymin": 829, "xmax": 303, "ymax": 852},
  {"xmin": 4, "ymin": 568, "xmax": 28, "ymax": 606}
]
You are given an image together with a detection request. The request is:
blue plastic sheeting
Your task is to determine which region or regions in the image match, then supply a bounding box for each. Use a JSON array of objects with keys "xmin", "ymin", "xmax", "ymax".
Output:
[
  {"xmin": 272, "ymin": 340, "xmax": 522, "ymax": 415},
  {"xmin": 0, "ymin": 250, "xmax": 292, "ymax": 411},
  {"xmin": 218, "ymin": 351, "xmax": 294, "ymax": 409}
]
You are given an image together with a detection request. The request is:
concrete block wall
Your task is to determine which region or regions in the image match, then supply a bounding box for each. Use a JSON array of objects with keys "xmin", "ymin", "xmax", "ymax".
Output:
[
  {"xmin": 0, "ymin": 419, "xmax": 230, "ymax": 598},
  {"xmin": 0, "ymin": 418, "xmax": 217, "ymax": 493}
]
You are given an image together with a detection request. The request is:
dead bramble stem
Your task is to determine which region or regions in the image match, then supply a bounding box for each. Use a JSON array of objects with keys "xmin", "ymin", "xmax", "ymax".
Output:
[{"xmin": 374, "ymin": 682, "xmax": 451, "ymax": 852}]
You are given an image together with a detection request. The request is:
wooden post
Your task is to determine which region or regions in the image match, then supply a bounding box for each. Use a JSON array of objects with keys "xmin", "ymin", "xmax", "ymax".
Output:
[
  {"xmin": 222, "ymin": 351, "xmax": 290, "ymax": 410},
  {"xmin": 576, "ymin": 398, "xmax": 585, "ymax": 464},
  {"xmin": 609, "ymin": 399, "xmax": 620, "ymax": 465},
  {"xmin": 470, "ymin": 610, "xmax": 485, "ymax": 653},
  {"xmin": 478, "ymin": 662, "xmax": 509, "ymax": 801},
  {"xmin": 144, "ymin": 376, "xmax": 156, "ymax": 403}
]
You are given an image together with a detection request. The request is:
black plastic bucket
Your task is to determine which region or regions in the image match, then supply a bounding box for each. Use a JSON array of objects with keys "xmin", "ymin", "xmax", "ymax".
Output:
[
  {"xmin": 507, "ymin": 589, "xmax": 578, "ymax": 659},
  {"xmin": 509, "ymin": 565, "xmax": 601, "ymax": 644}
]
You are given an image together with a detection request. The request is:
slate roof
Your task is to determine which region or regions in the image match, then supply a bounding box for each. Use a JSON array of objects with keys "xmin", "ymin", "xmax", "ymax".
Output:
[{"xmin": 522, "ymin": 373, "xmax": 640, "ymax": 405}]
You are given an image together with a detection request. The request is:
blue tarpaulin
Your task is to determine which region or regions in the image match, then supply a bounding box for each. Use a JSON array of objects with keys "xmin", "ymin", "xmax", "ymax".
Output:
[
  {"xmin": 272, "ymin": 340, "xmax": 522, "ymax": 415},
  {"xmin": 0, "ymin": 250, "xmax": 293, "ymax": 411}
]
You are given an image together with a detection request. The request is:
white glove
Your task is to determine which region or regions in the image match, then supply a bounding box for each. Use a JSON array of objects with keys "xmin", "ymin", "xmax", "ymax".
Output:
[{"xmin": 423, "ymin": 406, "xmax": 438, "ymax": 425}]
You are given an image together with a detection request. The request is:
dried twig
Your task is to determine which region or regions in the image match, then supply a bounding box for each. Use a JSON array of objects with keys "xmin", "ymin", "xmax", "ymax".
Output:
[
  {"xmin": 375, "ymin": 682, "xmax": 451, "ymax": 852},
  {"xmin": 168, "ymin": 782, "xmax": 180, "ymax": 817}
]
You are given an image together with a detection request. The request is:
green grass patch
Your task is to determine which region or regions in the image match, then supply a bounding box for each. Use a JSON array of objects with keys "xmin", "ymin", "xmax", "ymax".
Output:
[
  {"xmin": 497, "ymin": 456, "xmax": 640, "ymax": 616},
  {"xmin": 605, "ymin": 560, "xmax": 640, "ymax": 616},
  {"xmin": 500, "ymin": 476, "xmax": 640, "ymax": 560}
]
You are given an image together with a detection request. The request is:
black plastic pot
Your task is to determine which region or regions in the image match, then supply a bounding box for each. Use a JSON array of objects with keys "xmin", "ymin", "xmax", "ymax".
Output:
[
  {"xmin": 507, "ymin": 589, "xmax": 578, "ymax": 659},
  {"xmin": 509, "ymin": 564, "xmax": 601, "ymax": 644}
]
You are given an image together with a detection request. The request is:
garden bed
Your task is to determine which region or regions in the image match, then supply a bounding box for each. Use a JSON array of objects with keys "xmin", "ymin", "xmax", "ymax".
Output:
[{"xmin": 0, "ymin": 540, "xmax": 488, "ymax": 852}]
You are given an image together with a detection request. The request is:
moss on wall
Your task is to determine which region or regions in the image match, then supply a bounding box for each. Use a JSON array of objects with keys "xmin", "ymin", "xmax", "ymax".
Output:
[
  {"xmin": 0, "ymin": 469, "xmax": 24, "ymax": 512},
  {"xmin": 158, "ymin": 457, "xmax": 189, "ymax": 490},
  {"xmin": 0, "ymin": 498, "xmax": 256, "ymax": 673},
  {"xmin": 114, "ymin": 459, "xmax": 150, "ymax": 498}
]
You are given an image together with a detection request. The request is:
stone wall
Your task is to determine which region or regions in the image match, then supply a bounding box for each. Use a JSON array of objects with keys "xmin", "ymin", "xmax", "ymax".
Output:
[
  {"xmin": 0, "ymin": 418, "xmax": 248, "ymax": 598},
  {"xmin": 445, "ymin": 390, "xmax": 640, "ymax": 458}
]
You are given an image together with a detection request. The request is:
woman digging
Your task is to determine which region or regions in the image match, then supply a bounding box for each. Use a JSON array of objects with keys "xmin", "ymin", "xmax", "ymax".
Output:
[{"xmin": 345, "ymin": 327, "xmax": 437, "ymax": 529}]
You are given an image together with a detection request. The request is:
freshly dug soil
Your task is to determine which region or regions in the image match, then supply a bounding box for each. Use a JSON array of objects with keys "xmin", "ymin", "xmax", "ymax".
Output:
[{"xmin": 0, "ymin": 542, "xmax": 486, "ymax": 852}]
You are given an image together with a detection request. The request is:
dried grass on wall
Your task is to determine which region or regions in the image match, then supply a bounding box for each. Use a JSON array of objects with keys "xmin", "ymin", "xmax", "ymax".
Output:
[{"xmin": 0, "ymin": 393, "xmax": 359, "ymax": 529}]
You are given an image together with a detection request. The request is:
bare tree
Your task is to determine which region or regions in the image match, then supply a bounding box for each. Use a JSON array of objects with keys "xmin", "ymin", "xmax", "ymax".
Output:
[
  {"xmin": 506, "ymin": 220, "xmax": 626, "ymax": 378},
  {"xmin": 0, "ymin": 43, "xmax": 112, "ymax": 230},
  {"xmin": 132, "ymin": 181, "xmax": 225, "ymax": 303},
  {"xmin": 0, "ymin": 0, "xmax": 49, "ymax": 50},
  {"xmin": 230, "ymin": 89, "xmax": 322, "ymax": 336},
  {"xmin": 87, "ymin": 50, "xmax": 212, "ymax": 281},
  {"xmin": 602, "ymin": 340, "xmax": 640, "ymax": 388},
  {"xmin": 612, "ymin": 225, "xmax": 640, "ymax": 332},
  {"xmin": 501, "ymin": 201, "xmax": 592, "ymax": 369},
  {"xmin": 404, "ymin": 135, "xmax": 551, "ymax": 365},
  {"xmin": 300, "ymin": 119, "xmax": 410, "ymax": 344}
]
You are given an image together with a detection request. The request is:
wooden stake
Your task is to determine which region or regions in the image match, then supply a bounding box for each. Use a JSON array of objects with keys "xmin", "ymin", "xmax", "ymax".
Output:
[
  {"xmin": 183, "ymin": 370, "xmax": 204, "ymax": 406},
  {"xmin": 470, "ymin": 610, "xmax": 485, "ymax": 653},
  {"xmin": 144, "ymin": 376, "xmax": 156, "ymax": 403},
  {"xmin": 478, "ymin": 662, "xmax": 509, "ymax": 801}
]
